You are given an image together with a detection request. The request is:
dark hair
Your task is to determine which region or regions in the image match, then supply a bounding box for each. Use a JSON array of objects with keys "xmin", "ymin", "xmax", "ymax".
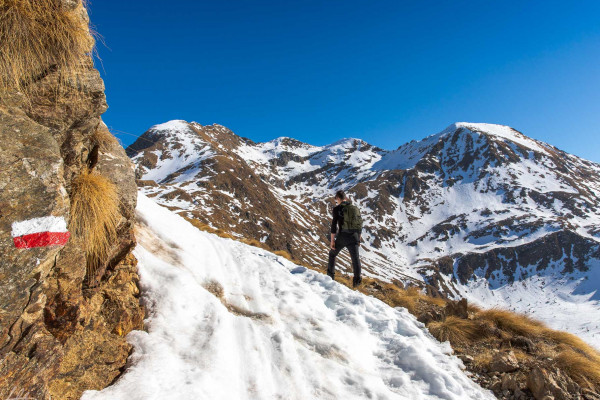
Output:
[{"xmin": 335, "ymin": 190, "xmax": 346, "ymax": 200}]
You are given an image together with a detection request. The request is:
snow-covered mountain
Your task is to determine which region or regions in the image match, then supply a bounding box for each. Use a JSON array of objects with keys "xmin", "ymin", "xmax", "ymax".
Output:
[
  {"xmin": 126, "ymin": 121, "xmax": 600, "ymax": 348},
  {"xmin": 81, "ymin": 194, "xmax": 494, "ymax": 400}
]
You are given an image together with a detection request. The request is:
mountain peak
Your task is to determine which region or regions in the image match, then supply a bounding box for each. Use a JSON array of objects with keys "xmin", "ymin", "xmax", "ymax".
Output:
[
  {"xmin": 149, "ymin": 119, "xmax": 191, "ymax": 132},
  {"xmin": 327, "ymin": 137, "xmax": 366, "ymax": 147},
  {"xmin": 267, "ymin": 136, "xmax": 311, "ymax": 148},
  {"xmin": 443, "ymin": 122, "xmax": 550, "ymax": 155}
]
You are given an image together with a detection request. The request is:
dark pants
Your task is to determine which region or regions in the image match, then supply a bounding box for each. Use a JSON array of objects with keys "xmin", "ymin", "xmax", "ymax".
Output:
[{"xmin": 327, "ymin": 232, "xmax": 362, "ymax": 285}]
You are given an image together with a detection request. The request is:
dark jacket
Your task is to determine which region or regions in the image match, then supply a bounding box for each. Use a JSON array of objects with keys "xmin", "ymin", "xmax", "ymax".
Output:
[{"xmin": 331, "ymin": 200, "xmax": 362, "ymax": 235}]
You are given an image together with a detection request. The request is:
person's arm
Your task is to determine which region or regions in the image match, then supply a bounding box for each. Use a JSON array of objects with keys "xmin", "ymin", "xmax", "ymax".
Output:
[{"xmin": 330, "ymin": 206, "xmax": 338, "ymax": 249}]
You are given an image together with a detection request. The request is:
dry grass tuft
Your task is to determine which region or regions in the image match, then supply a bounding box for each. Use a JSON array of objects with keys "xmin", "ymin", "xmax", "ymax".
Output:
[
  {"xmin": 382, "ymin": 287, "xmax": 419, "ymax": 313},
  {"xmin": 556, "ymin": 348, "xmax": 600, "ymax": 388},
  {"xmin": 92, "ymin": 125, "xmax": 119, "ymax": 152},
  {"xmin": 473, "ymin": 351, "xmax": 494, "ymax": 369},
  {"xmin": 184, "ymin": 218, "xmax": 217, "ymax": 233},
  {"xmin": 428, "ymin": 316, "xmax": 487, "ymax": 347},
  {"xmin": 203, "ymin": 280, "xmax": 224, "ymax": 299},
  {"xmin": 214, "ymin": 229, "xmax": 235, "ymax": 239},
  {"xmin": 70, "ymin": 170, "xmax": 120, "ymax": 282},
  {"xmin": 512, "ymin": 348, "xmax": 531, "ymax": 363},
  {"xmin": 423, "ymin": 293, "xmax": 447, "ymax": 307},
  {"xmin": 467, "ymin": 303, "xmax": 482, "ymax": 313},
  {"xmin": 477, "ymin": 308, "xmax": 547, "ymax": 338},
  {"xmin": 372, "ymin": 283, "xmax": 446, "ymax": 314},
  {"xmin": 0, "ymin": 0, "xmax": 95, "ymax": 96},
  {"xmin": 546, "ymin": 331, "xmax": 600, "ymax": 362},
  {"xmin": 273, "ymin": 249, "xmax": 294, "ymax": 261},
  {"xmin": 241, "ymin": 237, "xmax": 266, "ymax": 248},
  {"xmin": 182, "ymin": 216, "xmax": 237, "ymax": 239}
]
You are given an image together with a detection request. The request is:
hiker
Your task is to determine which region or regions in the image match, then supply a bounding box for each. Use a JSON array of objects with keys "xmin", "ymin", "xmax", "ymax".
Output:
[{"xmin": 327, "ymin": 190, "xmax": 363, "ymax": 287}]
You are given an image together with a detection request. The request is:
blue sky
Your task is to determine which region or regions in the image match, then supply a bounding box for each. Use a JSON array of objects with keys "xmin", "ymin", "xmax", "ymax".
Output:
[{"xmin": 88, "ymin": 1, "xmax": 600, "ymax": 162}]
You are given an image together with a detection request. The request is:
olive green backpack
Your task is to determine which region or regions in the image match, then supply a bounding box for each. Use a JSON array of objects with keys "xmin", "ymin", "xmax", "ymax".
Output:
[{"xmin": 341, "ymin": 203, "xmax": 363, "ymax": 231}]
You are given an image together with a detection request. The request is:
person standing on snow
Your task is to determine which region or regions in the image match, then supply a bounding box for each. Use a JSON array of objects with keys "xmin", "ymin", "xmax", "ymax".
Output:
[{"xmin": 327, "ymin": 190, "xmax": 363, "ymax": 288}]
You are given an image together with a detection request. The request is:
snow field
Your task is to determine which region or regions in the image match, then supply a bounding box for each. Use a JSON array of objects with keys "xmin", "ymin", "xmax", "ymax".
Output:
[{"xmin": 81, "ymin": 194, "xmax": 493, "ymax": 400}]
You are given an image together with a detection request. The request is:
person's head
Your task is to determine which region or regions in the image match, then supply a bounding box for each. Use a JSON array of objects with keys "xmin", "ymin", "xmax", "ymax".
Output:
[{"xmin": 334, "ymin": 190, "xmax": 346, "ymax": 205}]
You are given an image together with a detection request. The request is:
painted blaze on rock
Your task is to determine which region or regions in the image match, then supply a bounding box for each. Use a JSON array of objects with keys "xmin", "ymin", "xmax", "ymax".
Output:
[{"xmin": 11, "ymin": 216, "xmax": 70, "ymax": 248}]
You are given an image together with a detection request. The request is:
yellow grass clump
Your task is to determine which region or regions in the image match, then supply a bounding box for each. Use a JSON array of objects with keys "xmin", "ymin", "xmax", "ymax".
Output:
[
  {"xmin": 182, "ymin": 217, "xmax": 235, "ymax": 239},
  {"xmin": 372, "ymin": 283, "xmax": 446, "ymax": 313},
  {"xmin": 428, "ymin": 316, "xmax": 487, "ymax": 347},
  {"xmin": 183, "ymin": 218, "xmax": 217, "ymax": 233},
  {"xmin": 273, "ymin": 249, "xmax": 294, "ymax": 261},
  {"xmin": 467, "ymin": 303, "xmax": 482, "ymax": 313},
  {"xmin": 381, "ymin": 286, "xmax": 419, "ymax": 313},
  {"xmin": 477, "ymin": 308, "xmax": 547, "ymax": 338},
  {"xmin": 70, "ymin": 170, "xmax": 120, "ymax": 282},
  {"xmin": 422, "ymin": 293, "xmax": 447, "ymax": 308},
  {"xmin": 241, "ymin": 237, "xmax": 265, "ymax": 248},
  {"xmin": 556, "ymin": 348, "xmax": 600, "ymax": 388},
  {"xmin": 546, "ymin": 330, "xmax": 600, "ymax": 362},
  {"xmin": 0, "ymin": 0, "xmax": 94, "ymax": 95},
  {"xmin": 213, "ymin": 228, "xmax": 235, "ymax": 239}
]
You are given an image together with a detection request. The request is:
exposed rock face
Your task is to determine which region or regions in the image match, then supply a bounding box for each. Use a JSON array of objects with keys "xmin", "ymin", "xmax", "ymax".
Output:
[
  {"xmin": 490, "ymin": 350, "xmax": 519, "ymax": 373},
  {"xmin": 527, "ymin": 367, "xmax": 580, "ymax": 400},
  {"xmin": 127, "ymin": 120, "xmax": 600, "ymax": 346},
  {"xmin": 0, "ymin": 1, "xmax": 143, "ymax": 399}
]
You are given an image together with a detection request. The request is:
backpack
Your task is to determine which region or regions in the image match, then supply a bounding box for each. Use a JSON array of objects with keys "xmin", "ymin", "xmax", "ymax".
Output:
[{"xmin": 340, "ymin": 202, "xmax": 363, "ymax": 232}]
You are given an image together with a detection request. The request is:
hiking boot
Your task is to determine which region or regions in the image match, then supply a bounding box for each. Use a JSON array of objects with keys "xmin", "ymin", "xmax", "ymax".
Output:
[
  {"xmin": 327, "ymin": 272, "xmax": 335, "ymax": 280},
  {"xmin": 352, "ymin": 277, "xmax": 362, "ymax": 288}
]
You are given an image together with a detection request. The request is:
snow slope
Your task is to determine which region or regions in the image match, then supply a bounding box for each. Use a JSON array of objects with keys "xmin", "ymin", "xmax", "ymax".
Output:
[{"xmin": 81, "ymin": 194, "xmax": 493, "ymax": 400}]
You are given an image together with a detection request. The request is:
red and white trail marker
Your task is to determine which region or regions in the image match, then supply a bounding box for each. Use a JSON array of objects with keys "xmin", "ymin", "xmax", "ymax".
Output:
[{"xmin": 11, "ymin": 216, "xmax": 70, "ymax": 249}]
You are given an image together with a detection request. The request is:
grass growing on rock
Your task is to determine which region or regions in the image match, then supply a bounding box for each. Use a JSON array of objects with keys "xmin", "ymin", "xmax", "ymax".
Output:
[
  {"xmin": 92, "ymin": 124, "xmax": 120, "ymax": 152},
  {"xmin": 0, "ymin": 0, "xmax": 95, "ymax": 96},
  {"xmin": 70, "ymin": 170, "xmax": 120, "ymax": 283}
]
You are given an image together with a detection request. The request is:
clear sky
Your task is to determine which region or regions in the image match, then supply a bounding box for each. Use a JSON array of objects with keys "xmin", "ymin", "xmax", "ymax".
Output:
[{"xmin": 88, "ymin": 1, "xmax": 600, "ymax": 162}]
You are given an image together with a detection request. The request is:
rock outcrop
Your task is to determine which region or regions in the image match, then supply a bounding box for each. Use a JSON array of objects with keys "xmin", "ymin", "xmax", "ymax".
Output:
[{"xmin": 0, "ymin": 1, "xmax": 143, "ymax": 398}]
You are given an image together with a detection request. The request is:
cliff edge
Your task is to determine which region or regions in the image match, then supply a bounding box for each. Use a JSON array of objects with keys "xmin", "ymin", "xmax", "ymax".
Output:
[{"xmin": 0, "ymin": 1, "xmax": 144, "ymax": 398}]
